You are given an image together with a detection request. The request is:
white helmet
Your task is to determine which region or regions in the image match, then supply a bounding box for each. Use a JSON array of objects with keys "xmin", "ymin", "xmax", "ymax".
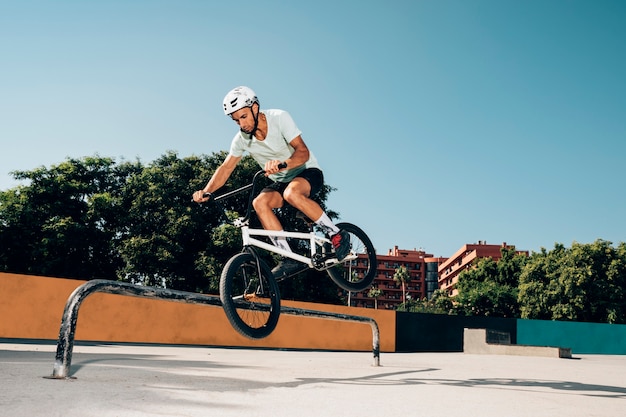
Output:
[{"xmin": 223, "ymin": 86, "xmax": 259, "ymax": 115}]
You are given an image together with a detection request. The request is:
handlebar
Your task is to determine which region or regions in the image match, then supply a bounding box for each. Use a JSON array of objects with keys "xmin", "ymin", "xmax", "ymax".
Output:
[
  {"xmin": 199, "ymin": 162, "xmax": 287, "ymax": 201},
  {"xmin": 195, "ymin": 162, "xmax": 288, "ymax": 223}
]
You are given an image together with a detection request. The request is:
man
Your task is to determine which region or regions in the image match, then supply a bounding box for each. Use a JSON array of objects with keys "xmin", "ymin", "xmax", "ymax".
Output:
[{"xmin": 193, "ymin": 86, "xmax": 349, "ymax": 278}]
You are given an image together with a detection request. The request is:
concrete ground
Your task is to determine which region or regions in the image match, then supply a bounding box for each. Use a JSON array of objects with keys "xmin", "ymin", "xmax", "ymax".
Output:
[{"xmin": 1, "ymin": 339, "xmax": 625, "ymax": 417}]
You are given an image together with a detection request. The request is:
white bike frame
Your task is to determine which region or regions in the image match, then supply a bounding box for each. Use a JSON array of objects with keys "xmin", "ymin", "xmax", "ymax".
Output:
[{"xmin": 235, "ymin": 217, "xmax": 356, "ymax": 269}]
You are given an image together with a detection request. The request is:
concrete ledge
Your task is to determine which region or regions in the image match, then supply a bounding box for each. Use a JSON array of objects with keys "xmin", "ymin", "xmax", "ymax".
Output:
[{"xmin": 464, "ymin": 328, "xmax": 572, "ymax": 358}]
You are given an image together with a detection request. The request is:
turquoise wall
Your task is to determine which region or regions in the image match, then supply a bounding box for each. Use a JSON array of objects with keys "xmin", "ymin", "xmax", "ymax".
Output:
[{"xmin": 517, "ymin": 319, "xmax": 626, "ymax": 355}]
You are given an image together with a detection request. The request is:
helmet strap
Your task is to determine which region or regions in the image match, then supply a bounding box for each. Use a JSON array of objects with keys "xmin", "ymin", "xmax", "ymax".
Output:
[{"xmin": 241, "ymin": 104, "xmax": 260, "ymax": 138}]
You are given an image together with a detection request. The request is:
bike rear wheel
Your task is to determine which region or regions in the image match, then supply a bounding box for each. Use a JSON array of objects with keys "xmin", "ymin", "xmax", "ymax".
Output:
[
  {"xmin": 219, "ymin": 252, "xmax": 281, "ymax": 339},
  {"xmin": 326, "ymin": 222, "xmax": 377, "ymax": 292}
]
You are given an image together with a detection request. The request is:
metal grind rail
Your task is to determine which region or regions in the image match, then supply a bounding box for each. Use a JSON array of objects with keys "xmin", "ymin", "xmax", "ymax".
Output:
[{"xmin": 48, "ymin": 279, "xmax": 381, "ymax": 379}]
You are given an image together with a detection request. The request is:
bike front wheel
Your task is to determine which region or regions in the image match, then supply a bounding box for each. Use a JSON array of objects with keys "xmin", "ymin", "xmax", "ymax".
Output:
[
  {"xmin": 219, "ymin": 252, "xmax": 281, "ymax": 339},
  {"xmin": 326, "ymin": 222, "xmax": 377, "ymax": 292}
]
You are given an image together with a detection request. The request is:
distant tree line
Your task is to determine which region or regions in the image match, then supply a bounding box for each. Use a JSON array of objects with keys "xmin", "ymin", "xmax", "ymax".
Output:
[
  {"xmin": 0, "ymin": 153, "xmax": 341, "ymax": 304},
  {"xmin": 398, "ymin": 242, "xmax": 626, "ymax": 324}
]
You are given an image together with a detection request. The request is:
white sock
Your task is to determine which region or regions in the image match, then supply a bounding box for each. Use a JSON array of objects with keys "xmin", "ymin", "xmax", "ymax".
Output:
[
  {"xmin": 270, "ymin": 233, "xmax": 292, "ymax": 253},
  {"xmin": 315, "ymin": 212, "xmax": 340, "ymax": 235}
]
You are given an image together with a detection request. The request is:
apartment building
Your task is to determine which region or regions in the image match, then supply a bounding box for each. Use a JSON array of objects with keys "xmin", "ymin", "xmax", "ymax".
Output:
[
  {"xmin": 438, "ymin": 241, "xmax": 527, "ymax": 296},
  {"xmin": 345, "ymin": 241, "xmax": 526, "ymax": 309},
  {"xmin": 349, "ymin": 246, "xmax": 438, "ymax": 309}
]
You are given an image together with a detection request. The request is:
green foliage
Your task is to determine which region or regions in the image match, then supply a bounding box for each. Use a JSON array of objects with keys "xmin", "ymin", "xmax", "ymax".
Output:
[
  {"xmin": 367, "ymin": 286, "xmax": 383, "ymax": 309},
  {"xmin": 368, "ymin": 286, "xmax": 383, "ymax": 298},
  {"xmin": 114, "ymin": 151, "xmax": 226, "ymax": 292},
  {"xmin": 0, "ymin": 156, "xmax": 140, "ymax": 279},
  {"xmin": 519, "ymin": 240, "xmax": 626, "ymax": 324},
  {"xmin": 455, "ymin": 280, "xmax": 520, "ymax": 317},
  {"xmin": 454, "ymin": 247, "xmax": 526, "ymax": 318},
  {"xmin": 451, "ymin": 241, "xmax": 626, "ymax": 323},
  {"xmin": 431, "ymin": 289, "xmax": 455, "ymax": 313},
  {"xmin": 398, "ymin": 289, "xmax": 455, "ymax": 314},
  {"xmin": 393, "ymin": 265, "xmax": 411, "ymax": 303}
]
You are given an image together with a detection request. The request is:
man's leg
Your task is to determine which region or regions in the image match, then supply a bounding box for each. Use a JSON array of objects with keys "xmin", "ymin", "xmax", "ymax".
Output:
[
  {"xmin": 283, "ymin": 179, "xmax": 350, "ymax": 261},
  {"xmin": 253, "ymin": 189, "xmax": 284, "ymax": 231},
  {"xmin": 253, "ymin": 190, "xmax": 291, "ymax": 252},
  {"xmin": 282, "ymin": 177, "xmax": 324, "ymax": 222},
  {"xmin": 253, "ymin": 190, "xmax": 301, "ymax": 278}
]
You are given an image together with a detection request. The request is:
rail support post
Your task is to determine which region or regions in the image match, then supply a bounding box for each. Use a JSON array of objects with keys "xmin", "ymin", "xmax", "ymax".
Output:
[
  {"xmin": 48, "ymin": 280, "xmax": 223, "ymax": 379},
  {"xmin": 280, "ymin": 306, "xmax": 381, "ymax": 366}
]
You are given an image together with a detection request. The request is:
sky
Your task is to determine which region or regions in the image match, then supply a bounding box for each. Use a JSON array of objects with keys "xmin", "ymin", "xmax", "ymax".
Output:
[{"xmin": 1, "ymin": 0, "xmax": 625, "ymax": 258}]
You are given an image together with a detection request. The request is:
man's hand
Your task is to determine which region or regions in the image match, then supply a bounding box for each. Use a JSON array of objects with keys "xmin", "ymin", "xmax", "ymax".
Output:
[
  {"xmin": 264, "ymin": 160, "xmax": 287, "ymax": 175},
  {"xmin": 192, "ymin": 190, "xmax": 212, "ymax": 203}
]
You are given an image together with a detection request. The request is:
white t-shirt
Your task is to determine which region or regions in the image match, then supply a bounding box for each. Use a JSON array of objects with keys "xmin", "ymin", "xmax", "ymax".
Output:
[{"xmin": 228, "ymin": 109, "xmax": 321, "ymax": 182}]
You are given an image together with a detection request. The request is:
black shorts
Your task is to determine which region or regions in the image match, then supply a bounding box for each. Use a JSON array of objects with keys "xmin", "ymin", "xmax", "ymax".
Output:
[{"xmin": 262, "ymin": 168, "xmax": 324, "ymax": 197}]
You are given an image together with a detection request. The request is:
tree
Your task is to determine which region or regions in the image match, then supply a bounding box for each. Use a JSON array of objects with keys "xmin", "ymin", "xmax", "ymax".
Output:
[
  {"xmin": 0, "ymin": 156, "xmax": 141, "ymax": 279},
  {"xmin": 393, "ymin": 265, "xmax": 411, "ymax": 309},
  {"xmin": 518, "ymin": 240, "xmax": 626, "ymax": 323},
  {"xmin": 517, "ymin": 244, "xmax": 566, "ymax": 320},
  {"xmin": 455, "ymin": 279, "xmax": 519, "ymax": 317},
  {"xmin": 368, "ymin": 286, "xmax": 383, "ymax": 309},
  {"xmin": 399, "ymin": 290, "xmax": 455, "ymax": 314},
  {"xmin": 454, "ymin": 247, "xmax": 526, "ymax": 318},
  {"xmin": 430, "ymin": 289, "xmax": 455, "ymax": 314}
]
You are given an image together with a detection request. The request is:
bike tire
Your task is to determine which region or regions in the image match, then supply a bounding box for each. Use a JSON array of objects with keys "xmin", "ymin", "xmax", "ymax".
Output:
[
  {"xmin": 219, "ymin": 252, "xmax": 281, "ymax": 339},
  {"xmin": 326, "ymin": 222, "xmax": 377, "ymax": 292}
]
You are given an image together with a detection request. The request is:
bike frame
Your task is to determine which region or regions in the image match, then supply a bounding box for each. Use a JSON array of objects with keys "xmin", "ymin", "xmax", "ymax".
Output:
[
  {"xmin": 210, "ymin": 170, "xmax": 356, "ymax": 272},
  {"xmin": 235, "ymin": 219, "xmax": 356, "ymax": 270}
]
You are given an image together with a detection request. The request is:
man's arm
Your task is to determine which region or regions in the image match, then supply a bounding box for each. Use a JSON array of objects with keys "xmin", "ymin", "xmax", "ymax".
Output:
[
  {"xmin": 193, "ymin": 154, "xmax": 240, "ymax": 202},
  {"xmin": 264, "ymin": 135, "xmax": 309, "ymax": 174}
]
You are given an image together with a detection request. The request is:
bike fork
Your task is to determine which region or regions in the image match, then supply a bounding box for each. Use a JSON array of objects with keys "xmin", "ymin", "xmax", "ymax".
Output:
[{"xmin": 243, "ymin": 246, "xmax": 265, "ymax": 293}]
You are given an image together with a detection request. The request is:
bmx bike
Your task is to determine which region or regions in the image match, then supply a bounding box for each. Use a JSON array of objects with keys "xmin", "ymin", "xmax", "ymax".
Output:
[{"xmin": 202, "ymin": 167, "xmax": 377, "ymax": 339}]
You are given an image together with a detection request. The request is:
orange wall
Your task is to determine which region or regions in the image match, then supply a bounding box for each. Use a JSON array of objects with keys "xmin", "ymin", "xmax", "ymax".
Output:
[{"xmin": 0, "ymin": 272, "xmax": 395, "ymax": 352}]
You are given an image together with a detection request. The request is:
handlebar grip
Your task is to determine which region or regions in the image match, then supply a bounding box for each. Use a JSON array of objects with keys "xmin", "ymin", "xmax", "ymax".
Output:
[
  {"xmin": 191, "ymin": 192, "xmax": 213, "ymax": 203},
  {"xmin": 261, "ymin": 162, "xmax": 288, "ymax": 175}
]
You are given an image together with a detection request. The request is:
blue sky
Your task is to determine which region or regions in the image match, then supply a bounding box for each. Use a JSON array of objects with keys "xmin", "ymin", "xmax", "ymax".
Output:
[{"xmin": 1, "ymin": 0, "xmax": 625, "ymax": 258}]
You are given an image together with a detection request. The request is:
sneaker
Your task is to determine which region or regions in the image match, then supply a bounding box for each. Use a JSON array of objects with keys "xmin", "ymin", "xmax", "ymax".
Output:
[
  {"xmin": 271, "ymin": 259, "xmax": 302, "ymax": 280},
  {"xmin": 331, "ymin": 230, "xmax": 350, "ymax": 261}
]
